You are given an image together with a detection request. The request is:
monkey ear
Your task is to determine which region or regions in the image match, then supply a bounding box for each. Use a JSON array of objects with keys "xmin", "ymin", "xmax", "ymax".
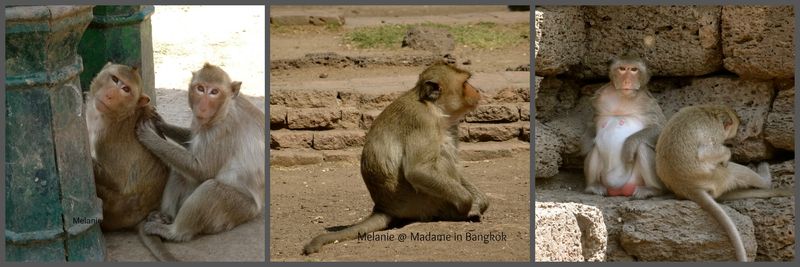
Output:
[
  {"xmin": 419, "ymin": 80, "xmax": 441, "ymax": 101},
  {"xmin": 104, "ymin": 61, "xmax": 113, "ymax": 67},
  {"xmin": 138, "ymin": 94, "xmax": 151, "ymax": 107},
  {"xmin": 231, "ymin": 81, "xmax": 242, "ymax": 97}
]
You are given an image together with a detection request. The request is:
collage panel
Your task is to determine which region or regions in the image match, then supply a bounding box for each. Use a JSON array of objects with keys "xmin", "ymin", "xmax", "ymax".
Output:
[
  {"xmin": 533, "ymin": 5, "xmax": 796, "ymax": 262},
  {"xmin": 268, "ymin": 4, "xmax": 531, "ymax": 262},
  {"xmin": 4, "ymin": 5, "xmax": 265, "ymax": 261}
]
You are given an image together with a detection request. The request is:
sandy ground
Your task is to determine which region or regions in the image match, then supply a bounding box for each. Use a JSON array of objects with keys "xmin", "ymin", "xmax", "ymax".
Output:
[
  {"xmin": 103, "ymin": 6, "xmax": 266, "ymax": 261},
  {"xmin": 270, "ymin": 153, "xmax": 531, "ymax": 262},
  {"xmin": 151, "ymin": 5, "xmax": 265, "ymax": 96},
  {"xmin": 269, "ymin": 5, "xmax": 531, "ymax": 261}
]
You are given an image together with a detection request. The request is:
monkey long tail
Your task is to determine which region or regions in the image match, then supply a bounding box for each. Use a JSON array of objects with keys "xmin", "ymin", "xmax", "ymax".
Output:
[
  {"xmin": 302, "ymin": 212, "xmax": 392, "ymax": 255},
  {"xmin": 717, "ymin": 188, "xmax": 794, "ymax": 201},
  {"xmin": 138, "ymin": 222, "xmax": 178, "ymax": 261},
  {"xmin": 693, "ymin": 191, "xmax": 747, "ymax": 262}
]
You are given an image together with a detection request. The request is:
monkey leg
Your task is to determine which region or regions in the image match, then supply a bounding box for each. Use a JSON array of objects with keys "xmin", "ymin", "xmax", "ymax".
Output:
[
  {"xmin": 461, "ymin": 178, "xmax": 489, "ymax": 221},
  {"xmin": 630, "ymin": 142, "xmax": 663, "ymax": 199},
  {"xmin": 583, "ymin": 148, "xmax": 607, "ymax": 196},
  {"xmin": 722, "ymin": 162, "xmax": 771, "ymax": 193},
  {"xmin": 405, "ymin": 163, "xmax": 474, "ymax": 215},
  {"xmin": 159, "ymin": 173, "xmax": 198, "ymax": 219},
  {"xmin": 144, "ymin": 179, "xmax": 260, "ymax": 242}
]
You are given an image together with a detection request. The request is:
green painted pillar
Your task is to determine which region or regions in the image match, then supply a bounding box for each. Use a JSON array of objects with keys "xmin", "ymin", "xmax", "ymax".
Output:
[
  {"xmin": 78, "ymin": 5, "xmax": 156, "ymax": 105},
  {"xmin": 5, "ymin": 5, "xmax": 105, "ymax": 261}
]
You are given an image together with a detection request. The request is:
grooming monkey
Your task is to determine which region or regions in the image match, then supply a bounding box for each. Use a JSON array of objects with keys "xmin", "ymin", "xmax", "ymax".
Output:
[
  {"xmin": 302, "ymin": 62, "xmax": 489, "ymax": 255},
  {"xmin": 136, "ymin": 63, "xmax": 265, "ymax": 258},
  {"xmin": 85, "ymin": 63, "xmax": 176, "ymax": 261},
  {"xmin": 583, "ymin": 54, "xmax": 666, "ymax": 199},
  {"xmin": 656, "ymin": 105, "xmax": 793, "ymax": 262}
]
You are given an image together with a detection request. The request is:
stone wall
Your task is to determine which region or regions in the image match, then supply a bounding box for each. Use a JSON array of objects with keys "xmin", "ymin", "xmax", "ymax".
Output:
[
  {"xmin": 534, "ymin": 5, "xmax": 795, "ymax": 178},
  {"xmin": 534, "ymin": 5, "xmax": 795, "ymax": 262},
  {"xmin": 270, "ymin": 72, "xmax": 530, "ymax": 167}
]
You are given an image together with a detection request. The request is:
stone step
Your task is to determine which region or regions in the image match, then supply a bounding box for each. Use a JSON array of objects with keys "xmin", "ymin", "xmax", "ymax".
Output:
[
  {"xmin": 271, "ymin": 105, "xmax": 531, "ymax": 131},
  {"xmin": 270, "ymin": 71, "xmax": 530, "ymax": 109},
  {"xmin": 271, "ymin": 71, "xmax": 529, "ymax": 94},
  {"xmin": 270, "ymin": 140, "xmax": 529, "ymax": 167},
  {"xmin": 270, "ymin": 121, "xmax": 530, "ymax": 150}
]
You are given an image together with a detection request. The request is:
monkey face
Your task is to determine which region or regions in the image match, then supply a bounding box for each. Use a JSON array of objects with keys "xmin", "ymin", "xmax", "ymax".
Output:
[
  {"xmin": 613, "ymin": 65, "xmax": 641, "ymax": 94},
  {"xmin": 189, "ymin": 82, "xmax": 227, "ymax": 125},
  {"xmin": 188, "ymin": 63, "xmax": 242, "ymax": 127},
  {"xmin": 90, "ymin": 65, "xmax": 145, "ymax": 116},
  {"xmin": 462, "ymin": 81, "xmax": 481, "ymax": 108},
  {"xmin": 417, "ymin": 63, "xmax": 480, "ymax": 120},
  {"xmin": 437, "ymin": 75, "xmax": 481, "ymax": 119},
  {"xmin": 609, "ymin": 57, "xmax": 650, "ymax": 97}
]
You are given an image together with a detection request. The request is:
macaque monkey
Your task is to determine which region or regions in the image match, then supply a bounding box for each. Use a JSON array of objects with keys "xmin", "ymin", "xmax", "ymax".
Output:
[
  {"xmin": 302, "ymin": 62, "xmax": 489, "ymax": 255},
  {"xmin": 656, "ymin": 105, "xmax": 793, "ymax": 262},
  {"xmin": 85, "ymin": 63, "xmax": 175, "ymax": 261},
  {"xmin": 583, "ymin": 54, "xmax": 666, "ymax": 199},
  {"xmin": 136, "ymin": 63, "xmax": 266, "ymax": 259}
]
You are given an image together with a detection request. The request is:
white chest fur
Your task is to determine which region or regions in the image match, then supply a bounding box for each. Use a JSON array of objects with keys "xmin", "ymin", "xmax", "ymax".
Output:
[{"xmin": 594, "ymin": 115, "xmax": 645, "ymax": 187}]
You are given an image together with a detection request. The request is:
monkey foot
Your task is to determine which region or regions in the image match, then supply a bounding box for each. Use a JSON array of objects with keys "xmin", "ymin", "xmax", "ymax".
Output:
[
  {"xmin": 467, "ymin": 212, "xmax": 482, "ymax": 222},
  {"xmin": 585, "ymin": 184, "xmax": 608, "ymax": 196},
  {"xmin": 147, "ymin": 211, "xmax": 173, "ymax": 225}
]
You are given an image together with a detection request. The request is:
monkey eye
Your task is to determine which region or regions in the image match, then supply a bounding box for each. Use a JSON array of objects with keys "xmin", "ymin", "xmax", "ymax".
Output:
[
  {"xmin": 197, "ymin": 85, "xmax": 205, "ymax": 92},
  {"xmin": 211, "ymin": 88, "xmax": 219, "ymax": 95},
  {"xmin": 121, "ymin": 86, "xmax": 130, "ymax": 93},
  {"xmin": 631, "ymin": 67, "xmax": 639, "ymax": 72},
  {"xmin": 111, "ymin": 75, "xmax": 119, "ymax": 83},
  {"xmin": 618, "ymin": 67, "xmax": 626, "ymax": 71}
]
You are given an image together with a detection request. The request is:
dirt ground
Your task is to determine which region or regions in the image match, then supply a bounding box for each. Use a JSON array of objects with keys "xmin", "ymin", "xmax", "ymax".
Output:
[
  {"xmin": 103, "ymin": 6, "xmax": 266, "ymax": 261},
  {"xmin": 269, "ymin": 5, "xmax": 531, "ymax": 261},
  {"xmin": 270, "ymin": 152, "xmax": 530, "ymax": 262},
  {"xmin": 269, "ymin": 7, "xmax": 530, "ymax": 81}
]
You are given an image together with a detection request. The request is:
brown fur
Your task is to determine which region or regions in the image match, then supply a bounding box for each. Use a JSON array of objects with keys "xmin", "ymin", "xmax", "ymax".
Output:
[
  {"xmin": 302, "ymin": 62, "xmax": 489, "ymax": 255},
  {"xmin": 86, "ymin": 63, "xmax": 175, "ymax": 261},
  {"xmin": 656, "ymin": 105, "xmax": 793, "ymax": 261}
]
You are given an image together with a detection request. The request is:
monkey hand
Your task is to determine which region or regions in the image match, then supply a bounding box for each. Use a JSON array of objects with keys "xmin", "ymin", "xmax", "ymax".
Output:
[
  {"xmin": 621, "ymin": 138, "xmax": 640, "ymax": 167},
  {"xmin": 136, "ymin": 119, "xmax": 162, "ymax": 145}
]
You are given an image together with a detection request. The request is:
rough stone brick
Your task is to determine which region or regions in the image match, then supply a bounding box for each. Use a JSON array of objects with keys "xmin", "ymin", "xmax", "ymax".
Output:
[
  {"xmin": 313, "ymin": 130, "xmax": 366, "ymax": 150},
  {"xmin": 287, "ymin": 108, "xmax": 340, "ymax": 130},
  {"xmin": 270, "ymin": 130, "xmax": 313, "ymax": 149},
  {"xmin": 465, "ymin": 104, "xmax": 520, "ymax": 123}
]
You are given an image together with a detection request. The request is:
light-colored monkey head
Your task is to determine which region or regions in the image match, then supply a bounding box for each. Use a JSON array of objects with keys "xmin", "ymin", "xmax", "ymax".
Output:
[
  {"xmin": 609, "ymin": 54, "xmax": 650, "ymax": 97},
  {"xmin": 416, "ymin": 62, "xmax": 481, "ymax": 122},
  {"xmin": 188, "ymin": 62, "xmax": 241, "ymax": 128},
  {"xmin": 718, "ymin": 106, "xmax": 740, "ymax": 140},
  {"xmin": 89, "ymin": 62, "xmax": 148, "ymax": 119}
]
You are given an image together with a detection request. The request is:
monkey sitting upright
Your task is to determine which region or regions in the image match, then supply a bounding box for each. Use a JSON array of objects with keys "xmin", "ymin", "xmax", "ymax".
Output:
[
  {"xmin": 85, "ymin": 63, "xmax": 175, "ymax": 261},
  {"xmin": 583, "ymin": 53, "xmax": 666, "ymax": 199},
  {"xmin": 136, "ymin": 63, "xmax": 265, "ymax": 259},
  {"xmin": 302, "ymin": 62, "xmax": 490, "ymax": 255},
  {"xmin": 656, "ymin": 105, "xmax": 793, "ymax": 262}
]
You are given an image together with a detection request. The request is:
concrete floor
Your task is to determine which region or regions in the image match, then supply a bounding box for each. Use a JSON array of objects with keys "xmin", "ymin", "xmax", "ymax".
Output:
[{"xmin": 104, "ymin": 212, "xmax": 265, "ymax": 262}]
